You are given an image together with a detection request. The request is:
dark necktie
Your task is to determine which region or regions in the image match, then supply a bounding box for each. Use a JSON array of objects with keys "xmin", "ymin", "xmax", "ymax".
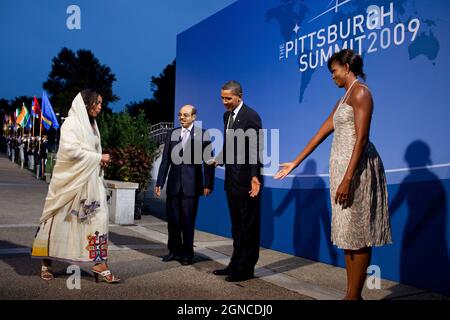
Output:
[{"xmin": 227, "ymin": 111, "xmax": 235, "ymax": 129}]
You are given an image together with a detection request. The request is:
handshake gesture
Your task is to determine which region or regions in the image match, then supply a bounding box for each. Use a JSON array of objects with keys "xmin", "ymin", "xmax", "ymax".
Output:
[{"xmin": 206, "ymin": 158, "xmax": 219, "ymax": 167}]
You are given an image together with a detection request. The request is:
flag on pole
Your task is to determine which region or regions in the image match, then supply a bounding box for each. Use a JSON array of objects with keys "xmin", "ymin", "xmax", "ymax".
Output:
[
  {"xmin": 31, "ymin": 96, "xmax": 41, "ymax": 118},
  {"xmin": 16, "ymin": 104, "xmax": 30, "ymax": 127},
  {"xmin": 25, "ymin": 112, "xmax": 32, "ymax": 129},
  {"xmin": 41, "ymin": 91, "xmax": 60, "ymax": 130}
]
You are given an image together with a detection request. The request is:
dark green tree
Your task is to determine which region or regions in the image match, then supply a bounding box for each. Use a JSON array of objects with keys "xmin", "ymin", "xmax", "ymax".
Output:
[
  {"xmin": 150, "ymin": 59, "xmax": 175, "ymax": 122},
  {"xmin": 9, "ymin": 96, "xmax": 34, "ymax": 112},
  {"xmin": 43, "ymin": 47, "xmax": 118, "ymax": 117},
  {"xmin": 125, "ymin": 99, "xmax": 154, "ymax": 122},
  {"xmin": 0, "ymin": 99, "xmax": 12, "ymax": 114},
  {"xmin": 126, "ymin": 59, "xmax": 175, "ymax": 124},
  {"xmin": 0, "ymin": 99, "xmax": 9, "ymax": 133}
]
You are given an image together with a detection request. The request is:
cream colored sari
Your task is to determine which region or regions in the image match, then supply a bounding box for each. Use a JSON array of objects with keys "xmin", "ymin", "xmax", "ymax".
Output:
[{"xmin": 32, "ymin": 93, "xmax": 109, "ymax": 263}]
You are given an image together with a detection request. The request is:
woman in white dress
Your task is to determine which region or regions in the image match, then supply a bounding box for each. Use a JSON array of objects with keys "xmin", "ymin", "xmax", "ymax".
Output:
[{"xmin": 32, "ymin": 89, "xmax": 120, "ymax": 283}]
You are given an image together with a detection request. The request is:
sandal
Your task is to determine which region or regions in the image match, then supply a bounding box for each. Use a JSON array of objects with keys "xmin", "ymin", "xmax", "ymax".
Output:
[
  {"xmin": 41, "ymin": 265, "xmax": 53, "ymax": 281},
  {"xmin": 92, "ymin": 267, "xmax": 120, "ymax": 283}
]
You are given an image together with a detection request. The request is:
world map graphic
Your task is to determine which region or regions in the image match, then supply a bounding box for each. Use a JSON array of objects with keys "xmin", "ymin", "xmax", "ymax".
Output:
[{"xmin": 266, "ymin": 0, "xmax": 440, "ymax": 103}]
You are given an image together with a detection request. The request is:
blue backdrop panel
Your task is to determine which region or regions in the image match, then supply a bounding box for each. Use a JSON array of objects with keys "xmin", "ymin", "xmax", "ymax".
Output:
[{"xmin": 175, "ymin": 0, "xmax": 450, "ymax": 295}]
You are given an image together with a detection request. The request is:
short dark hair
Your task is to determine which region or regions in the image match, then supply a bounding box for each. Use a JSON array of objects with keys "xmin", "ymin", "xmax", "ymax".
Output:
[
  {"xmin": 222, "ymin": 80, "xmax": 243, "ymax": 97},
  {"xmin": 80, "ymin": 89, "xmax": 99, "ymax": 112},
  {"xmin": 327, "ymin": 49, "xmax": 366, "ymax": 81}
]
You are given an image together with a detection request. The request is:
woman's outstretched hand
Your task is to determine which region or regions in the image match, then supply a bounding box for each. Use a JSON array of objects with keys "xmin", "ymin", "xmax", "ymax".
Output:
[{"xmin": 274, "ymin": 162, "xmax": 296, "ymax": 180}]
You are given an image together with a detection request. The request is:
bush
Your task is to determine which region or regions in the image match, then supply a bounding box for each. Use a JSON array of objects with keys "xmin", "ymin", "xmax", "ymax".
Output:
[
  {"xmin": 98, "ymin": 110, "xmax": 156, "ymax": 155},
  {"xmin": 104, "ymin": 145, "xmax": 154, "ymax": 191},
  {"xmin": 98, "ymin": 110, "xmax": 159, "ymax": 190}
]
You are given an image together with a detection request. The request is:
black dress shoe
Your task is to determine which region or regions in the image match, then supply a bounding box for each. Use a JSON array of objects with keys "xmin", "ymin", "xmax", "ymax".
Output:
[
  {"xmin": 213, "ymin": 267, "xmax": 231, "ymax": 276},
  {"xmin": 180, "ymin": 257, "xmax": 193, "ymax": 265},
  {"xmin": 162, "ymin": 252, "xmax": 179, "ymax": 262},
  {"xmin": 225, "ymin": 273, "xmax": 254, "ymax": 282}
]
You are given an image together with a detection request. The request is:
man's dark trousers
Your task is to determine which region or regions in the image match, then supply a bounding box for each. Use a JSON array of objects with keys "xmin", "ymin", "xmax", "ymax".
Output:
[
  {"xmin": 222, "ymin": 104, "xmax": 263, "ymax": 278},
  {"xmin": 166, "ymin": 187, "xmax": 199, "ymax": 258},
  {"xmin": 226, "ymin": 192, "xmax": 261, "ymax": 276}
]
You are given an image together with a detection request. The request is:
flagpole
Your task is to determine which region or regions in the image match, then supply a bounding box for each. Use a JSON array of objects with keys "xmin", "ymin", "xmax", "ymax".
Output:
[
  {"xmin": 30, "ymin": 101, "xmax": 35, "ymax": 149},
  {"xmin": 32, "ymin": 116, "xmax": 35, "ymax": 139},
  {"xmin": 20, "ymin": 104, "xmax": 24, "ymax": 139},
  {"xmin": 29, "ymin": 115, "xmax": 33, "ymax": 149},
  {"xmin": 38, "ymin": 105, "xmax": 43, "ymax": 154}
]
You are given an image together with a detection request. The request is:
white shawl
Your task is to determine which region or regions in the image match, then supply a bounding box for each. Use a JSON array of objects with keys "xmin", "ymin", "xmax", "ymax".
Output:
[{"xmin": 39, "ymin": 93, "xmax": 103, "ymax": 223}]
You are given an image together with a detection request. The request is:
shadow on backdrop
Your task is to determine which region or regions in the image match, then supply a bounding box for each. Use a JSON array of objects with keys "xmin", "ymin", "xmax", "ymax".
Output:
[
  {"xmin": 387, "ymin": 140, "xmax": 449, "ymax": 297},
  {"xmin": 262, "ymin": 160, "xmax": 338, "ymax": 270}
]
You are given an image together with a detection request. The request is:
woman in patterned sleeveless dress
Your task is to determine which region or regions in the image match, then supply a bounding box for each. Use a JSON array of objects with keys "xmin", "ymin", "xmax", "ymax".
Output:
[{"xmin": 275, "ymin": 49, "xmax": 392, "ymax": 300}]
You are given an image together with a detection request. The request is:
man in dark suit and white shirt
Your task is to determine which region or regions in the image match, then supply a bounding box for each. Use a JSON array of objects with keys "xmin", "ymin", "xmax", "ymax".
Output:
[
  {"xmin": 155, "ymin": 104, "xmax": 215, "ymax": 265},
  {"xmin": 211, "ymin": 80, "xmax": 263, "ymax": 282}
]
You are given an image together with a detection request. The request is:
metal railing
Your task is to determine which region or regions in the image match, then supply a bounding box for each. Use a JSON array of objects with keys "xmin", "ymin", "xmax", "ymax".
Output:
[{"xmin": 150, "ymin": 122, "xmax": 174, "ymax": 145}]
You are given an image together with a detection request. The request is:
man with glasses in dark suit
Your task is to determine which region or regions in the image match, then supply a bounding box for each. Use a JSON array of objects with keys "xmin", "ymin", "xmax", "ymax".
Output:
[{"xmin": 155, "ymin": 104, "xmax": 215, "ymax": 266}]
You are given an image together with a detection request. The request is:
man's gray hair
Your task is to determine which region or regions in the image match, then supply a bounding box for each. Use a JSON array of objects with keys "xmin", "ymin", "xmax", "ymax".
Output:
[{"xmin": 222, "ymin": 80, "xmax": 243, "ymax": 97}]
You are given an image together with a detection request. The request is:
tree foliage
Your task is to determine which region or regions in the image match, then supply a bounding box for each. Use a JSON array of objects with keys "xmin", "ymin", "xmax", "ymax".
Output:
[
  {"xmin": 97, "ymin": 111, "xmax": 159, "ymax": 190},
  {"xmin": 1, "ymin": 96, "xmax": 34, "ymax": 114},
  {"xmin": 43, "ymin": 47, "xmax": 118, "ymax": 117},
  {"xmin": 104, "ymin": 146, "xmax": 154, "ymax": 191},
  {"xmin": 97, "ymin": 111, "xmax": 156, "ymax": 154},
  {"xmin": 126, "ymin": 59, "xmax": 175, "ymax": 124}
]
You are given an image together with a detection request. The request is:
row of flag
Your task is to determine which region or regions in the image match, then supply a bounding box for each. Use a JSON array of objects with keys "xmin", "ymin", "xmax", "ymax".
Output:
[{"xmin": 4, "ymin": 91, "xmax": 60, "ymax": 131}]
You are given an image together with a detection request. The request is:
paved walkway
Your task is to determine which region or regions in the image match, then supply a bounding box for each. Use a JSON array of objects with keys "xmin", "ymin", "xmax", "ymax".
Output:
[{"xmin": 0, "ymin": 153, "xmax": 447, "ymax": 300}]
